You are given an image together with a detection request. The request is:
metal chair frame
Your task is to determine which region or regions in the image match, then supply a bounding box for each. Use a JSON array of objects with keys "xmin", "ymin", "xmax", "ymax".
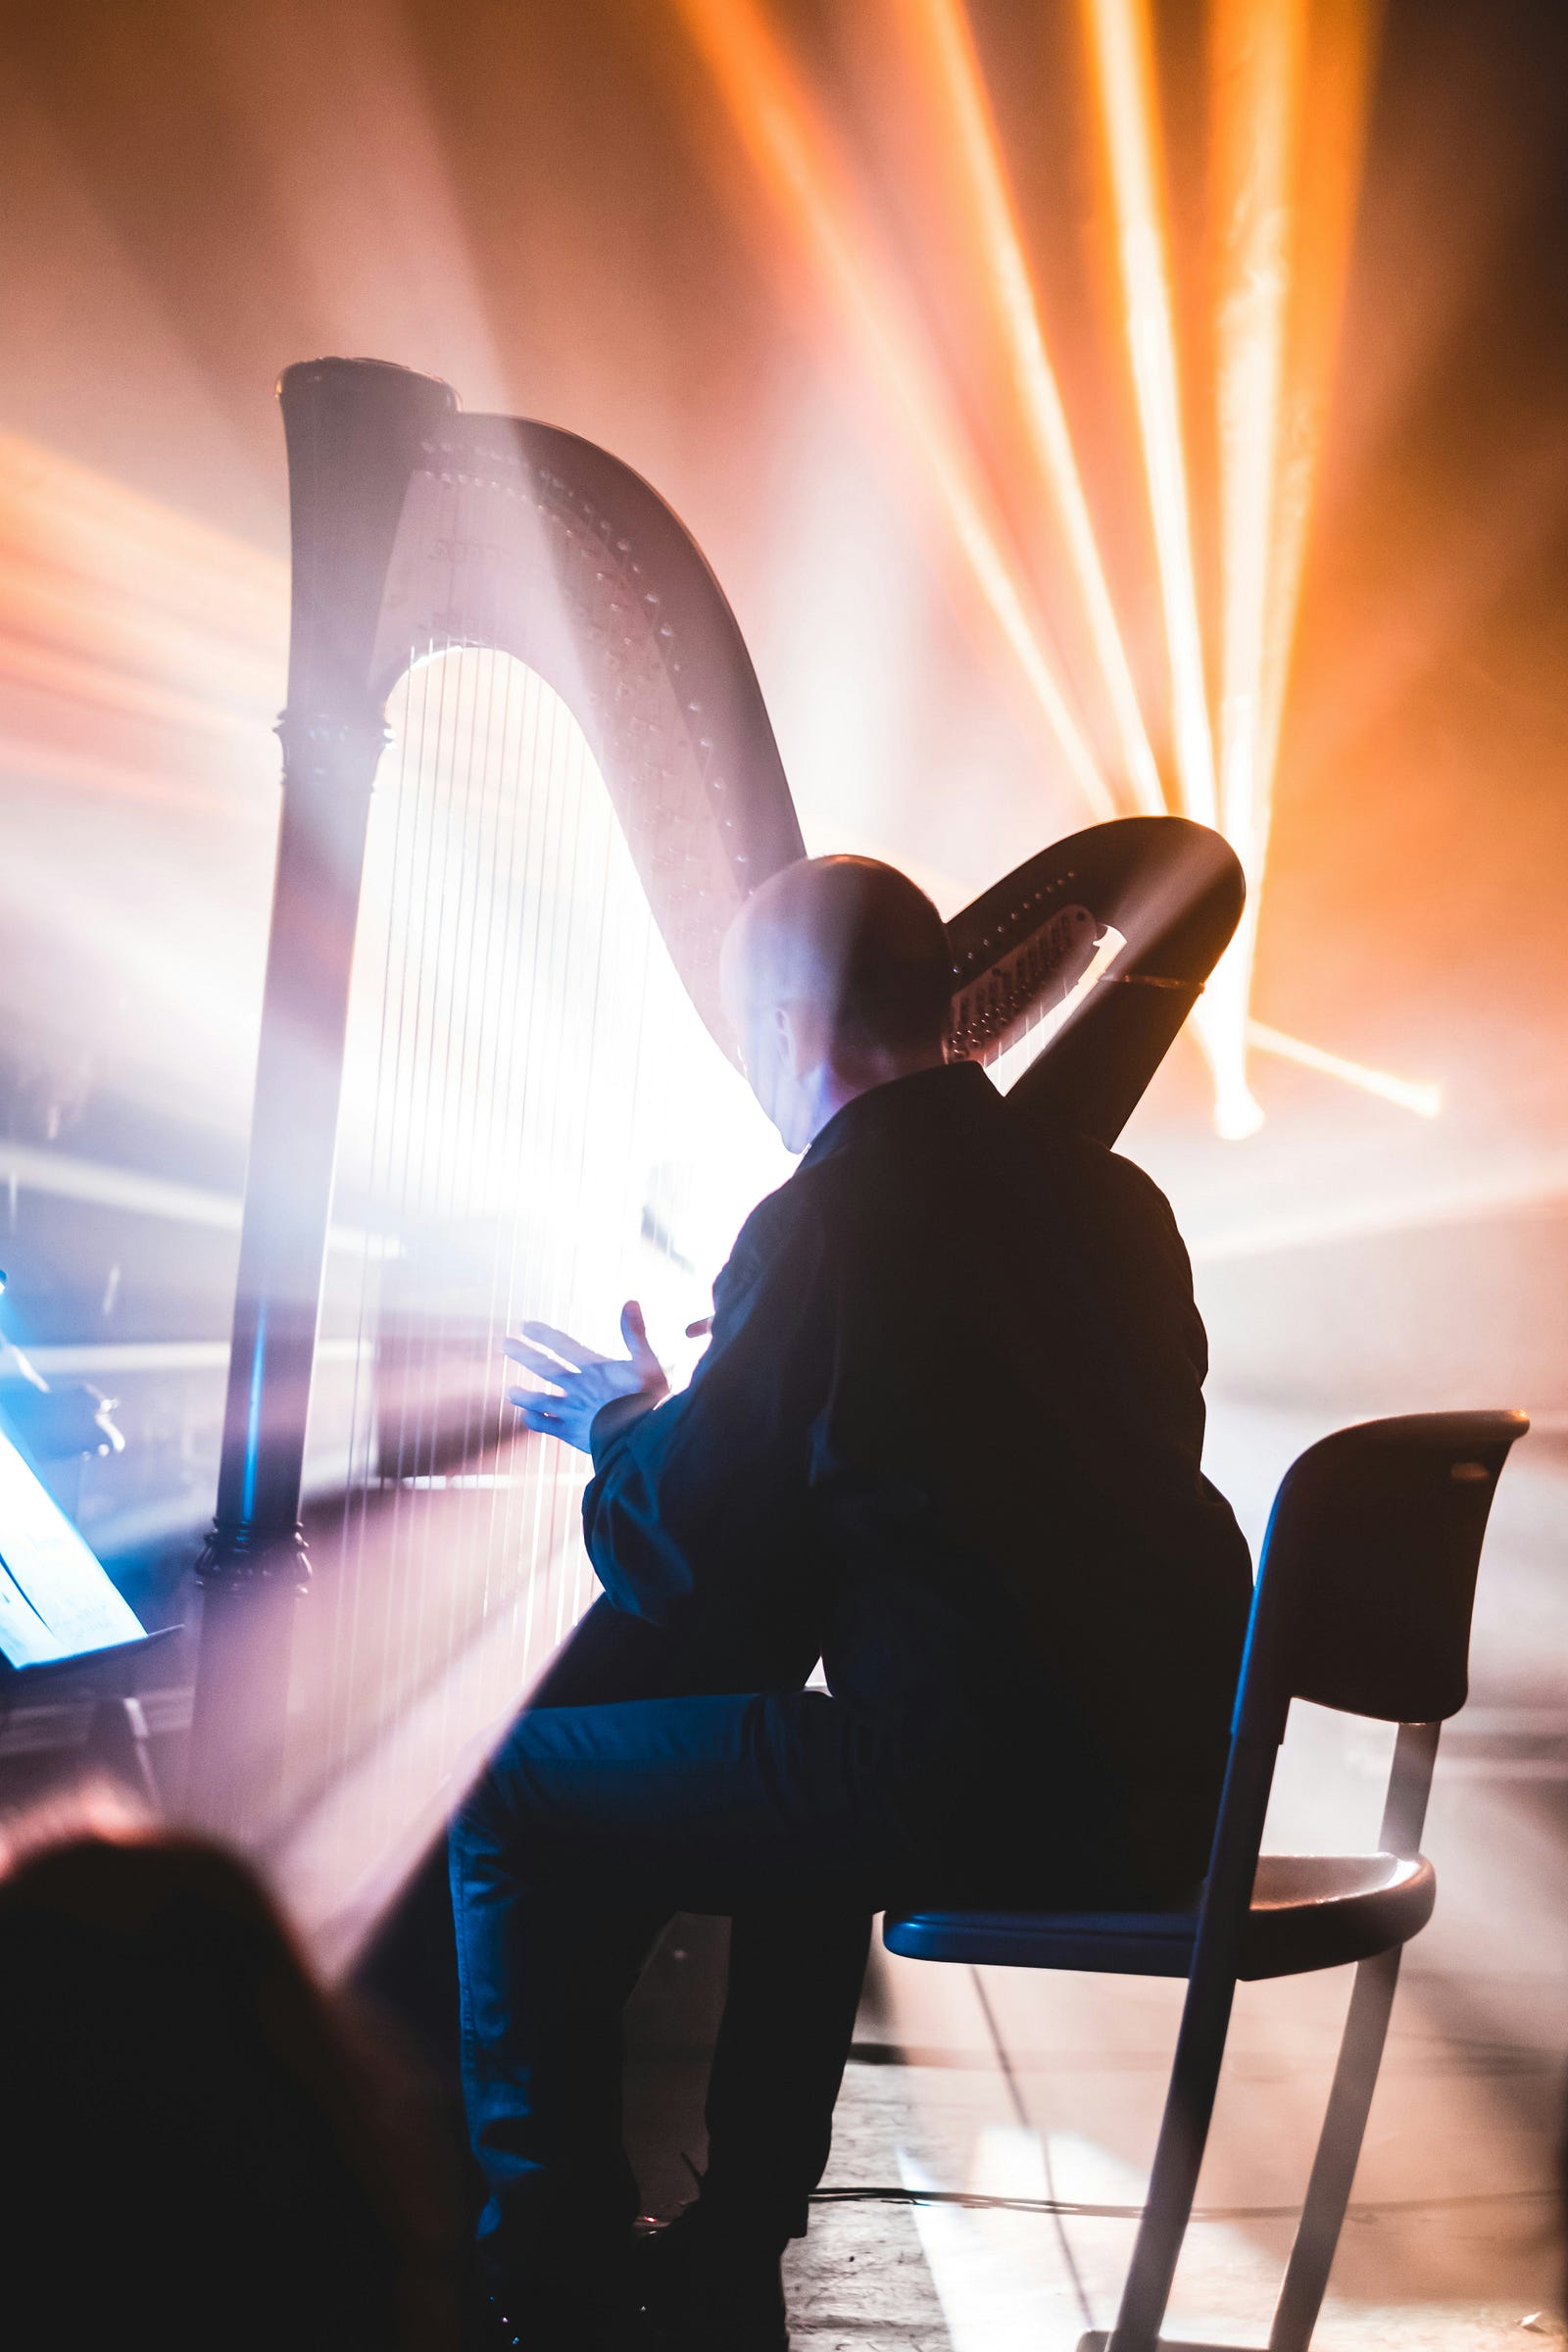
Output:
[{"xmin": 883, "ymin": 1408, "xmax": 1530, "ymax": 2352}]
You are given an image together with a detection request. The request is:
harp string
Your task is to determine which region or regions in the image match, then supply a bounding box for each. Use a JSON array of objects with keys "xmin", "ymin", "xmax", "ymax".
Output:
[
  {"xmin": 380, "ymin": 635, "xmax": 461, "ymax": 1806},
  {"xmin": 491, "ymin": 672, "xmax": 559, "ymax": 1682},
  {"xmin": 324, "ymin": 639, "xmax": 419, "ymax": 1770},
  {"xmin": 461, "ymin": 646, "xmax": 519, "ymax": 1661},
  {"xmin": 394, "ymin": 636, "xmax": 481, "ymax": 1771},
  {"xmin": 437, "ymin": 646, "xmax": 511, "ymax": 1710},
  {"xmin": 488, "ymin": 669, "xmax": 578, "ymax": 1693},
  {"xmin": 486, "ymin": 644, "xmax": 548, "ymax": 1684},
  {"xmin": 363, "ymin": 642, "xmax": 425, "ymax": 1783},
  {"xmin": 409, "ymin": 642, "xmax": 543, "ymax": 1800},
  {"xmin": 291, "ymin": 638, "xmax": 790, "ymax": 1885},
  {"xmin": 318, "ymin": 634, "xmax": 433, "ymax": 1786},
  {"xmin": 311, "ymin": 636, "xmax": 444, "ymax": 1800}
]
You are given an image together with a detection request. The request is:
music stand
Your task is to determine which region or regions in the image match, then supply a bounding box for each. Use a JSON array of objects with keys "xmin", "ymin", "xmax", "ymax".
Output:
[{"xmin": 0, "ymin": 1414, "xmax": 178, "ymax": 1807}]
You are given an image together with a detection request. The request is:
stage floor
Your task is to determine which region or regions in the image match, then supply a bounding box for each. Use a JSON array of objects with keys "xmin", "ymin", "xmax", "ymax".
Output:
[{"xmin": 623, "ymin": 1939, "xmax": 1563, "ymax": 2352}]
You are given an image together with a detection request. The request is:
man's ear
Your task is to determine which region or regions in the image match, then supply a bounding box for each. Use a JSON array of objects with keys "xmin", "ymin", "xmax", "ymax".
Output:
[{"xmin": 772, "ymin": 1001, "xmax": 803, "ymax": 1079}]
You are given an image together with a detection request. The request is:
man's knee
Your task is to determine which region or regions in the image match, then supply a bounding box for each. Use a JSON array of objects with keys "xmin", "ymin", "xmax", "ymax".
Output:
[
  {"xmin": 455, "ymin": 1702, "xmax": 592, "ymax": 1867},
  {"xmin": 452, "ymin": 1720, "xmax": 550, "ymax": 1868},
  {"xmin": 453, "ymin": 1702, "xmax": 564, "ymax": 1862}
]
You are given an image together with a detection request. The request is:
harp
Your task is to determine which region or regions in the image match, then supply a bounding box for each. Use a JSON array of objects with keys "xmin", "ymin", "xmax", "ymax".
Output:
[{"xmin": 188, "ymin": 359, "xmax": 1241, "ymax": 1875}]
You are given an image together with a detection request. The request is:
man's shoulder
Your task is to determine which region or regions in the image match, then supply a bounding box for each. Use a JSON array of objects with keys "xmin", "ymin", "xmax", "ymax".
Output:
[
  {"xmin": 1052, "ymin": 1124, "xmax": 1183, "ymax": 1231},
  {"xmin": 729, "ymin": 1153, "xmax": 852, "ymax": 1262},
  {"xmin": 712, "ymin": 1157, "xmax": 844, "ymax": 1298},
  {"xmin": 1040, "ymin": 1129, "xmax": 1200, "ymax": 1327}
]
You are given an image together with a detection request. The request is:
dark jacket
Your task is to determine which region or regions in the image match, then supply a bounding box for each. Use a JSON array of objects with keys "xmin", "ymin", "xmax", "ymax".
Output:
[{"xmin": 584, "ymin": 1060, "xmax": 1252, "ymax": 1891}]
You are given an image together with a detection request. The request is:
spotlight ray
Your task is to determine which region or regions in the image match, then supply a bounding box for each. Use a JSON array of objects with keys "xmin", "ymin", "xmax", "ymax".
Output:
[
  {"xmin": 1200, "ymin": 0, "xmax": 1379, "ymax": 1132},
  {"xmin": 1199, "ymin": 0, "xmax": 1306, "ymax": 1130},
  {"xmin": 0, "ymin": 430, "xmax": 286, "ymax": 760},
  {"xmin": 905, "ymin": 0, "xmax": 1165, "ymax": 814},
  {"xmin": 673, "ymin": 0, "xmax": 1117, "ymax": 819},
  {"xmin": 0, "ymin": 431, "xmax": 286, "ymax": 644},
  {"xmin": 0, "ymin": 625, "xmax": 267, "ymax": 746},
  {"xmin": 1190, "ymin": 1156, "xmax": 1566, "ymax": 1265},
  {"xmin": 1212, "ymin": 0, "xmax": 1303, "ymax": 877},
  {"xmin": 1248, "ymin": 0, "xmax": 1381, "ymax": 829},
  {"xmin": 1247, "ymin": 1019, "xmax": 1441, "ymax": 1118},
  {"xmin": 0, "ymin": 549, "xmax": 277, "ymax": 709},
  {"xmin": 1083, "ymin": 0, "xmax": 1218, "ymax": 831}
]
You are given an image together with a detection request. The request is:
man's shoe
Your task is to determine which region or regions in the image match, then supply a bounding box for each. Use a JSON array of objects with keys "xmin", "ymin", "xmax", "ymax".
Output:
[{"xmin": 634, "ymin": 2201, "xmax": 790, "ymax": 2351}]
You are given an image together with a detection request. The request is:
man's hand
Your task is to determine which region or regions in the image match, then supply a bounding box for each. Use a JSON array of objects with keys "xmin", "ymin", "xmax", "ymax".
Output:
[{"xmin": 503, "ymin": 1300, "xmax": 669, "ymax": 1455}]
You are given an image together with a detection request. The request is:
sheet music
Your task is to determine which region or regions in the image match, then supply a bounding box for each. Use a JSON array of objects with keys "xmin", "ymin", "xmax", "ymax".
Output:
[{"xmin": 0, "ymin": 1421, "xmax": 145, "ymax": 1668}]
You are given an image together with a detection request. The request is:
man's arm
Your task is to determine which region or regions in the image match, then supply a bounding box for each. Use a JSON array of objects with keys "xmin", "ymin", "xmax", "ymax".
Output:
[{"xmin": 579, "ymin": 1194, "xmax": 831, "ymax": 1627}]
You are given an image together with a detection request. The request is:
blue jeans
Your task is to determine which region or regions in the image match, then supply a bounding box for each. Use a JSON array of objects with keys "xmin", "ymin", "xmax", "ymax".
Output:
[{"xmin": 450, "ymin": 1611, "xmax": 921, "ymax": 2294}]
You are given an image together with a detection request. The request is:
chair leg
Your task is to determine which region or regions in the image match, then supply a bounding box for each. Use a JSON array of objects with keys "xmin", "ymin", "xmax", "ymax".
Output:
[
  {"xmin": 1266, "ymin": 1945, "xmax": 1403, "ymax": 2352},
  {"xmin": 1096, "ymin": 1962, "xmax": 1241, "ymax": 2352}
]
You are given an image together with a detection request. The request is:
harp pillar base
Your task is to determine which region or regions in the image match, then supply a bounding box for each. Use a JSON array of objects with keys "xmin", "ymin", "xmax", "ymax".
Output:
[{"xmin": 187, "ymin": 1524, "xmax": 310, "ymax": 1843}]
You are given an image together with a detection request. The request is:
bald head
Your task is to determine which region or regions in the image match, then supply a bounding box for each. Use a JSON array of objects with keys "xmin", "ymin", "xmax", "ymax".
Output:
[{"xmin": 721, "ymin": 857, "xmax": 952, "ymax": 1149}]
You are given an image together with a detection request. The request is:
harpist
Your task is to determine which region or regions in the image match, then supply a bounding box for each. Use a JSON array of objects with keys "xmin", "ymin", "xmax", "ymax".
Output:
[{"xmin": 451, "ymin": 854, "xmax": 1252, "ymax": 2350}]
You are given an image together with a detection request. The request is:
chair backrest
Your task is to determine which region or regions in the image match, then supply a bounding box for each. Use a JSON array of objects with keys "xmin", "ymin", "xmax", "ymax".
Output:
[
  {"xmin": 1185, "ymin": 1410, "xmax": 1528, "ymax": 1991},
  {"xmin": 1235, "ymin": 1409, "xmax": 1529, "ymax": 1742}
]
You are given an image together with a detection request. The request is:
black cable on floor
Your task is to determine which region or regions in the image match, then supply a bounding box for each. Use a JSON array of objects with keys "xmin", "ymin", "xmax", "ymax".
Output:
[{"xmin": 808, "ymin": 2182, "xmax": 1554, "ymax": 2223}]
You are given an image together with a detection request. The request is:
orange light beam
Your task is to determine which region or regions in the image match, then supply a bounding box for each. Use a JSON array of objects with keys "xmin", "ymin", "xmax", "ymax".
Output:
[
  {"xmin": 673, "ymin": 0, "xmax": 1117, "ymax": 820},
  {"xmin": 1212, "ymin": 0, "xmax": 1301, "ymax": 873},
  {"xmin": 1195, "ymin": 0, "xmax": 1305, "ymax": 1133},
  {"xmin": 1248, "ymin": 1020, "xmax": 1441, "ymax": 1117},
  {"xmin": 907, "ymin": 0, "xmax": 1164, "ymax": 814},
  {"xmin": 1084, "ymin": 0, "xmax": 1217, "ymax": 830},
  {"xmin": 1249, "ymin": 0, "xmax": 1380, "ymax": 846},
  {"xmin": 0, "ymin": 627, "xmax": 264, "ymax": 746},
  {"xmin": 0, "ymin": 432, "xmax": 288, "ymax": 785},
  {"xmin": 0, "ymin": 430, "xmax": 286, "ymax": 647},
  {"xmin": 1202, "ymin": 0, "xmax": 1380, "ymax": 1125}
]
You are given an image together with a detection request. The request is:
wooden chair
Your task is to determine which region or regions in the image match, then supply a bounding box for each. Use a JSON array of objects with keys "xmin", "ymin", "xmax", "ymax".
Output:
[{"xmin": 883, "ymin": 1408, "xmax": 1529, "ymax": 2352}]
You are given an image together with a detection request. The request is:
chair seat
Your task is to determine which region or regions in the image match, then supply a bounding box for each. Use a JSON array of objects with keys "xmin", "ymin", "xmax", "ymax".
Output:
[{"xmin": 883, "ymin": 1850, "xmax": 1437, "ymax": 1982}]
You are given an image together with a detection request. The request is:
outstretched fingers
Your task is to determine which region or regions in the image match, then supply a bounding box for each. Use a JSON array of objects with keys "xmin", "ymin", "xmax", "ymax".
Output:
[
  {"xmin": 503, "ymin": 1328, "xmax": 602, "ymax": 1382},
  {"xmin": 522, "ymin": 1321, "xmax": 608, "ymax": 1367},
  {"xmin": 507, "ymin": 1389, "xmax": 565, "ymax": 1431},
  {"xmin": 500, "ymin": 1342, "xmax": 569, "ymax": 1393},
  {"xmin": 620, "ymin": 1298, "xmax": 661, "ymax": 1369}
]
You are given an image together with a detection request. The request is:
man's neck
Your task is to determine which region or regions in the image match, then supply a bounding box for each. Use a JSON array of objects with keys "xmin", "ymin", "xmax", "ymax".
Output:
[{"xmin": 797, "ymin": 1051, "xmax": 947, "ymax": 1148}]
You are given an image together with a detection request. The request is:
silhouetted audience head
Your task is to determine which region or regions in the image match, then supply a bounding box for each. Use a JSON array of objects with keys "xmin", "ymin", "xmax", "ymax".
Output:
[{"xmin": 0, "ymin": 1825, "xmax": 454, "ymax": 2349}]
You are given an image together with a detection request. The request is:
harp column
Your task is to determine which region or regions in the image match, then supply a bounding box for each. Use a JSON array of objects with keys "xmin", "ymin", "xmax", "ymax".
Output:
[
  {"xmin": 188, "ymin": 356, "xmax": 452, "ymax": 1841},
  {"xmin": 187, "ymin": 710, "xmax": 385, "ymax": 1841}
]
